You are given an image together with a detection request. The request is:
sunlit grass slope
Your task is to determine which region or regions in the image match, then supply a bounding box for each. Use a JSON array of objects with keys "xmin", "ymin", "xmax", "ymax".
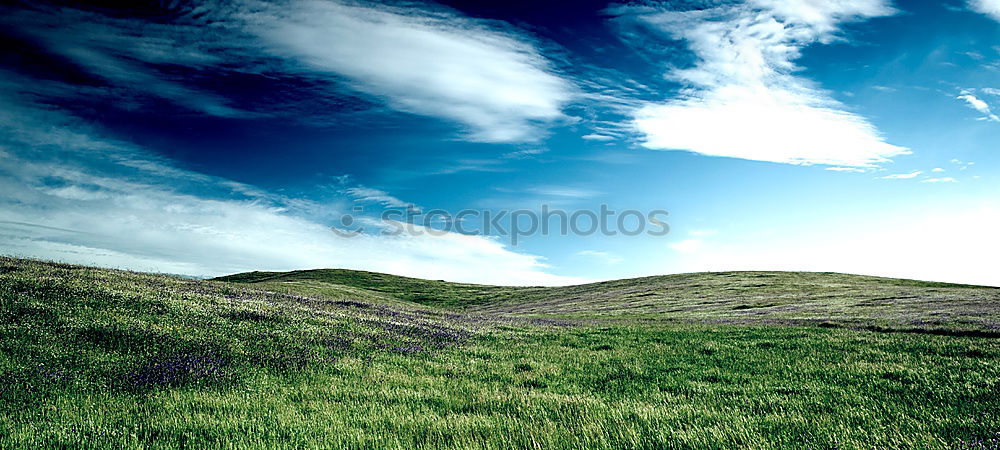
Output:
[{"xmin": 3, "ymin": 257, "xmax": 999, "ymax": 448}]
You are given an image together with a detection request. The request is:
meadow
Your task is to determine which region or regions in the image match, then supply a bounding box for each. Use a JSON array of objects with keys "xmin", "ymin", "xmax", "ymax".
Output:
[{"xmin": 2, "ymin": 257, "xmax": 998, "ymax": 448}]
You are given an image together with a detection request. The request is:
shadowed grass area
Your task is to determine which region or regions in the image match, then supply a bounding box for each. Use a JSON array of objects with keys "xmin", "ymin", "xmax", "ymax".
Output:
[
  {"xmin": 3, "ymin": 257, "xmax": 1000, "ymax": 448},
  {"xmin": 214, "ymin": 268, "xmax": 530, "ymax": 308}
]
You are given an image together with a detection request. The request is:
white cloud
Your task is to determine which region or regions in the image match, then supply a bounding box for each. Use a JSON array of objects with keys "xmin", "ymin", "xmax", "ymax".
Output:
[
  {"xmin": 582, "ymin": 133, "xmax": 615, "ymax": 141},
  {"xmin": 619, "ymin": 0, "xmax": 907, "ymax": 167},
  {"xmin": 932, "ymin": 167, "xmax": 946, "ymax": 173},
  {"xmin": 921, "ymin": 177, "xmax": 958, "ymax": 183},
  {"xmin": 246, "ymin": 0, "xmax": 575, "ymax": 143},
  {"xmin": 0, "ymin": 90, "xmax": 579, "ymax": 286},
  {"xmin": 750, "ymin": 0, "xmax": 897, "ymax": 33},
  {"xmin": 959, "ymin": 92, "xmax": 991, "ymax": 113},
  {"xmin": 951, "ymin": 159, "xmax": 976, "ymax": 171},
  {"xmin": 826, "ymin": 167, "xmax": 868, "ymax": 173},
  {"xmin": 969, "ymin": 0, "xmax": 1000, "ymax": 21},
  {"xmin": 957, "ymin": 91, "xmax": 1000, "ymax": 122},
  {"xmin": 880, "ymin": 171, "xmax": 922, "ymax": 179}
]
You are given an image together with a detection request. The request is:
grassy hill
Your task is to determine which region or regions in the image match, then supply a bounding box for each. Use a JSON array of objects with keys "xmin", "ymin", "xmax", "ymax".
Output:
[
  {"xmin": 3, "ymin": 256, "xmax": 999, "ymax": 448},
  {"xmin": 218, "ymin": 268, "xmax": 1000, "ymax": 335}
]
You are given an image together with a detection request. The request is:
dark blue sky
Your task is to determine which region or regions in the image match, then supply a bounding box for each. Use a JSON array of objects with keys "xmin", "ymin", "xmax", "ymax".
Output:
[{"xmin": 1, "ymin": 0, "xmax": 998, "ymax": 285}]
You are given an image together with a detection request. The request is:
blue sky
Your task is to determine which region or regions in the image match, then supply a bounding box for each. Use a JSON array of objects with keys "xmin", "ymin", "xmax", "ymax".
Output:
[{"xmin": 1, "ymin": 0, "xmax": 998, "ymax": 285}]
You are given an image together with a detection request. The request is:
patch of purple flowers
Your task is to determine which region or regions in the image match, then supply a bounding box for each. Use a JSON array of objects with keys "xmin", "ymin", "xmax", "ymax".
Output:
[
  {"xmin": 388, "ymin": 344, "xmax": 424, "ymax": 354},
  {"xmin": 126, "ymin": 353, "xmax": 230, "ymax": 389}
]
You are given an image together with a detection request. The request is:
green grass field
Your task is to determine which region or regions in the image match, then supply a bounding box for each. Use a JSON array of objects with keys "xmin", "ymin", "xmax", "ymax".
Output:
[{"xmin": 2, "ymin": 257, "xmax": 999, "ymax": 448}]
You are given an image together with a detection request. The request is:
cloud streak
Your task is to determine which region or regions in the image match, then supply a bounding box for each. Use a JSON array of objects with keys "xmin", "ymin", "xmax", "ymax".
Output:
[
  {"xmin": 1, "ymin": 5, "xmax": 252, "ymax": 118},
  {"xmin": 958, "ymin": 91, "xmax": 1000, "ymax": 122},
  {"xmin": 617, "ymin": 0, "xmax": 908, "ymax": 167},
  {"xmin": 880, "ymin": 171, "xmax": 922, "ymax": 179},
  {"xmin": 243, "ymin": 0, "xmax": 575, "ymax": 143},
  {"xmin": 344, "ymin": 187, "xmax": 415, "ymax": 209}
]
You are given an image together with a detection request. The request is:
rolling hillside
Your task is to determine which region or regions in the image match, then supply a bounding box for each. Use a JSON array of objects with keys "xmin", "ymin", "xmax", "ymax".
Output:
[
  {"xmin": 3, "ymin": 257, "xmax": 999, "ymax": 448},
  {"xmin": 217, "ymin": 268, "xmax": 1000, "ymax": 335}
]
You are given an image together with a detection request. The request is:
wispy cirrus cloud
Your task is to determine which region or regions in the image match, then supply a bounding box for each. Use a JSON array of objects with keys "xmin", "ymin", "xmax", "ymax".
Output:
[
  {"xmin": 880, "ymin": 171, "xmax": 923, "ymax": 179},
  {"xmin": 614, "ymin": 0, "xmax": 908, "ymax": 167},
  {"xmin": 242, "ymin": 0, "xmax": 576, "ymax": 143},
  {"xmin": 957, "ymin": 90, "xmax": 1000, "ymax": 122},
  {"xmin": 0, "ymin": 5, "xmax": 252, "ymax": 119},
  {"xmin": 581, "ymin": 133, "xmax": 615, "ymax": 142},
  {"xmin": 344, "ymin": 187, "xmax": 415, "ymax": 209}
]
